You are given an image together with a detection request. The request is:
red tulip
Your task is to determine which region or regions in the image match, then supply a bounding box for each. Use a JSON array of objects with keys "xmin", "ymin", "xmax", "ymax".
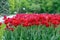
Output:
[{"xmin": 0, "ymin": 22, "xmax": 2, "ymax": 26}]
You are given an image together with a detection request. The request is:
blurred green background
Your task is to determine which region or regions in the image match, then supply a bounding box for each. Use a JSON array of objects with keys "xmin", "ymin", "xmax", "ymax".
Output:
[{"xmin": 0, "ymin": 0, "xmax": 60, "ymax": 15}]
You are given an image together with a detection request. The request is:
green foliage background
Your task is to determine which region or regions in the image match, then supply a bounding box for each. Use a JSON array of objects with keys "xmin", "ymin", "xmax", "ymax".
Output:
[
  {"xmin": 0, "ymin": 0, "xmax": 60, "ymax": 14},
  {"xmin": 8, "ymin": 0, "xmax": 60, "ymax": 14}
]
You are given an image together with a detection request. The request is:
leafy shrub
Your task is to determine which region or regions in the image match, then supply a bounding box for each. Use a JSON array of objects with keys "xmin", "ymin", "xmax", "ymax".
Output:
[
  {"xmin": 0, "ymin": 24, "xmax": 6, "ymax": 40},
  {"xmin": 8, "ymin": 0, "xmax": 60, "ymax": 14}
]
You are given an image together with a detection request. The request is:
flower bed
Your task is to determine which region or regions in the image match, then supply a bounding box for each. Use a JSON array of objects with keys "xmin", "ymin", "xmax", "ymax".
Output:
[
  {"xmin": 1, "ymin": 13, "xmax": 60, "ymax": 40},
  {"xmin": 3, "ymin": 13, "xmax": 60, "ymax": 31}
]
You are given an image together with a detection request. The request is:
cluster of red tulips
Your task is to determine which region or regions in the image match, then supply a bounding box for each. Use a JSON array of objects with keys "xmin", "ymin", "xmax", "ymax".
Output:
[{"xmin": 3, "ymin": 13, "xmax": 60, "ymax": 31}]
